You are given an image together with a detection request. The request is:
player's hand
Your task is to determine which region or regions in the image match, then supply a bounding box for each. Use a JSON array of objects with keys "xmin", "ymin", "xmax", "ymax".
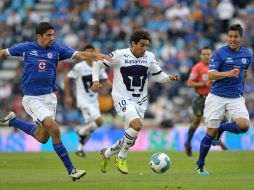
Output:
[
  {"xmin": 169, "ymin": 74, "xmax": 179, "ymax": 81},
  {"xmin": 91, "ymin": 81, "xmax": 102, "ymax": 92},
  {"xmin": 65, "ymin": 96, "xmax": 73, "ymax": 107},
  {"xmin": 228, "ymin": 68, "xmax": 240, "ymax": 77},
  {"xmin": 94, "ymin": 49, "xmax": 112, "ymax": 62}
]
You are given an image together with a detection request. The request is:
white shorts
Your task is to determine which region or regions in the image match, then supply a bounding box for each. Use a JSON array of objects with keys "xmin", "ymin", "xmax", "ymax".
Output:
[
  {"xmin": 79, "ymin": 101, "xmax": 101, "ymax": 123},
  {"xmin": 204, "ymin": 93, "xmax": 249, "ymax": 127},
  {"xmin": 113, "ymin": 97, "xmax": 147, "ymax": 129},
  {"xmin": 22, "ymin": 93, "xmax": 57, "ymax": 124}
]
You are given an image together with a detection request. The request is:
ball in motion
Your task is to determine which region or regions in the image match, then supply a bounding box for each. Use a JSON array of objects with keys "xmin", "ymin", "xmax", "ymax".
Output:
[{"xmin": 150, "ymin": 152, "xmax": 171, "ymax": 173}]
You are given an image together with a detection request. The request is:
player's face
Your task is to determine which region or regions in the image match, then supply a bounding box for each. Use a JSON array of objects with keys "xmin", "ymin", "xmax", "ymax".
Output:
[
  {"xmin": 84, "ymin": 48, "xmax": 95, "ymax": 65},
  {"xmin": 227, "ymin": 30, "xmax": 242, "ymax": 51},
  {"xmin": 37, "ymin": 29, "xmax": 55, "ymax": 48},
  {"xmin": 131, "ymin": 39, "xmax": 150, "ymax": 58},
  {"xmin": 200, "ymin": 49, "xmax": 212, "ymax": 64}
]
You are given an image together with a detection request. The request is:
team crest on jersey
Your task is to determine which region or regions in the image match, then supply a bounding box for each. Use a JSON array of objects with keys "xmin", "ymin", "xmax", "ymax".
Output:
[
  {"xmin": 38, "ymin": 60, "xmax": 47, "ymax": 71},
  {"xmin": 47, "ymin": 52, "xmax": 53, "ymax": 59},
  {"xmin": 242, "ymin": 58, "xmax": 247, "ymax": 64}
]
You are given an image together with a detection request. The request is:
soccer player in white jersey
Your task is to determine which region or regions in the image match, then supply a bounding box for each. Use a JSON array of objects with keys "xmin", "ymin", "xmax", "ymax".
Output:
[
  {"xmin": 91, "ymin": 29, "xmax": 179, "ymax": 174},
  {"xmin": 64, "ymin": 44, "xmax": 111, "ymax": 157},
  {"xmin": 195, "ymin": 24, "xmax": 252, "ymax": 175},
  {"xmin": 0, "ymin": 22, "xmax": 111, "ymax": 181}
]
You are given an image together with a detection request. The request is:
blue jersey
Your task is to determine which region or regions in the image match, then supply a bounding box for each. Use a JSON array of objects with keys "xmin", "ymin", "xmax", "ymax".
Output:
[
  {"xmin": 8, "ymin": 41, "xmax": 76, "ymax": 96},
  {"xmin": 209, "ymin": 45, "xmax": 252, "ymax": 98}
]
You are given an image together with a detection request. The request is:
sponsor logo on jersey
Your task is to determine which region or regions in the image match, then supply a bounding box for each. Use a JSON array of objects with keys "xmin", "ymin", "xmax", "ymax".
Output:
[
  {"xmin": 225, "ymin": 58, "xmax": 233, "ymax": 63},
  {"xmin": 30, "ymin": 50, "xmax": 38, "ymax": 56},
  {"xmin": 38, "ymin": 60, "xmax": 47, "ymax": 71},
  {"xmin": 124, "ymin": 59, "xmax": 147, "ymax": 64}
]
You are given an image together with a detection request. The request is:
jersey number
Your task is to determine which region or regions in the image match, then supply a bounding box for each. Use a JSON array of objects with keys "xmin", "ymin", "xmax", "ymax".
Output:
[{"xmin": 82, "ymin": 75, "xmax": 94, "ymax": 97}]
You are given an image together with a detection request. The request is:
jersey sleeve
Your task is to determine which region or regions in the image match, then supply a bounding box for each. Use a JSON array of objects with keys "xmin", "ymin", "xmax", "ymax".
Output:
[
  {"xmin": 58, "ymin": 44, "xmax": 76, "ymax": 60},
  {"xmin": 148, "ymin": 53, "xmax": 162, "ymax": 75},
  {"xmin": 7, "ymin": 43, "xmax": 27, "ymax": 56},
  {"xmin": 188, "ymin": 65, "xmax": 199, "ymax": 82},
  {"xmin": 209, "ymin": 50, "xmax": 221, "ymax": 71},
  {"xmin": 101, "ymin": 50, "xmax": 119, "ymax": 67},
  {"xmin": 99, "ymin": 68, "xmax": 108, "ymax": 80}
]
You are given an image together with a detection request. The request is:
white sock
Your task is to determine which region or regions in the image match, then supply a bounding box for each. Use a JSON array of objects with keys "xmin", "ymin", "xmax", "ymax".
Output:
[
  {"xmin": 78, "ymin": 122, "xmax": 98, "ymax": 136},
  {"xmin": 77, "ymin": 144, "xmax": 83, "ymax": 152},
  {"xmin": 118, "ymin": 128, "xmax": 138, "ymax": 158},
  {"xmin": 104, "ymin": 139, "xmax": 123, "ymax": 158}
]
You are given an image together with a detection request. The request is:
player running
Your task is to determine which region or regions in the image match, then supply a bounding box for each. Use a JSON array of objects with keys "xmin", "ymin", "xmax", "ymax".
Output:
[{"xmin": 91, "ymin": 29, "xmax": 179, "ymax": 174}]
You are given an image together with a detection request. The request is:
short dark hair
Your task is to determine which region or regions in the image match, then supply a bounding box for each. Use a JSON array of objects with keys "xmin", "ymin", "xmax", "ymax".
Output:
[
  {"xmin": 129, "ymin": 29, "xmax": 152, "ymax": 44},
  {"xmin": 200, "ymin": 46, "xmax": 211, "ymax": 52},
  {"xmin": 227, "ymin": 24, "xmax": 243, "ymax": 37},
  {"xmin": 84, "ymin": 44, "xmax": 95, "ymax": 51},
  {"xmin": 36, "ymin": 22, "xmax": 54, "ymax": 35}
]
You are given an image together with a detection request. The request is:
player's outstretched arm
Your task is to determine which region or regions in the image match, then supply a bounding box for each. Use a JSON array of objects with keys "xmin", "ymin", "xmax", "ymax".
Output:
[
  {"xmin": 91, "ymin": 61, "xmax": 105, "ymax": 92},
  {"xmin": 74, "ymin": 49, "xmax": 112, "ymax": 62},
  {"xmin": 208, "ymin": 68, "xmax": 239, "ymax": 80},
  {"xmin": 0, "ymin": 49, "xmax": 9, "ymax": 58},
  {"xmin": 152, "ymin": 72, "xmax": 179, "ymax": 83}
]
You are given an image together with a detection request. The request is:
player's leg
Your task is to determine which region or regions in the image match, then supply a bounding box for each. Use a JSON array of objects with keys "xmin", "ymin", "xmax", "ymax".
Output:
[
  {"xmin": 185, "ymin": 96, "xmax": 205, "ymax": 156},
  {"xmin": 196, "ymin": 94, "xmax": 225, "ymax": 174},
  {"xmin": 76, "ymin": 105, "xmax": 103, "ymax": 157},
  {"xmin": 185, "ymin": 114, "xmax": 202, "ymax": 156},
  {"xmin": 212, "ymin": 97, "xmax": 250, "ymax": 145}
]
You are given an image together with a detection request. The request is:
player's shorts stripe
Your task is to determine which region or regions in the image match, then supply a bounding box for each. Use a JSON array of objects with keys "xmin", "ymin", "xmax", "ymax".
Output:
[
  {"xmin": 124, "ymin": 132, "xmax": 134, "ymax": 140},
  {"xmin": 103, "ymin": 62, "xmax": 109, "ymax": 67},
  {"xmin": 151, "ymin": 70, "xmax": 162, "ymax": 76}
]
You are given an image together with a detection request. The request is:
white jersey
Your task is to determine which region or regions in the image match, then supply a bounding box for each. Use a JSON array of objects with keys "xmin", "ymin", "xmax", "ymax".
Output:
[
  {"xmin": 103, "ymin": 48, "xmax": 162, "ymax": 102},
  {"xmin": 67, "ymin": 61, "xmax": 108, "ymax": 108}
]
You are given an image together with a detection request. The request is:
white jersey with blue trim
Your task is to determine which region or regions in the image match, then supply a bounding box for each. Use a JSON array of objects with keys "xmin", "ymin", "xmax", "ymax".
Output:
[
  {"xmin": 7, "ymin": 41, "xmax": 76, "ymax": 96},
  {"xmin": 67, "ymin": 61, "xmax": 108, "ymax": 108},
  {"xmin": 209, "ymin": 45, "xmax": 252, "ymax": 98},
  {"xmin": 103, "ymin": 48, "xmax": 162, "ymax": 102}
]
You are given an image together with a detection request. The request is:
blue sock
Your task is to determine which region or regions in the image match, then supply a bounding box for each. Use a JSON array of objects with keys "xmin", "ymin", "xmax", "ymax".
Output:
[
  {"xmin": 9, "ymin": 118, "xmax": 37, "ymax": 137},
  {"xmin": 197, "ymin": 134, "xmax": 214, "ymax": 166},
  {"xmin": 219, "ymin": 122, "xmax": 248, "ymax": 134},
  {"xmin": 53, "ymin": 142, "xmax": 74, "ymax": 174}
]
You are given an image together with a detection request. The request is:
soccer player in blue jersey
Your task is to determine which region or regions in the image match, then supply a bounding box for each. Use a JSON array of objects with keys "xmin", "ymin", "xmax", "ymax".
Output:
[
  {"xmin": 195, "ymin": 24, "xmax": 252, "ymax": 175},
  {"xmin": 0, "ymin": 22, "xmax": 111, "ymax": 181}
]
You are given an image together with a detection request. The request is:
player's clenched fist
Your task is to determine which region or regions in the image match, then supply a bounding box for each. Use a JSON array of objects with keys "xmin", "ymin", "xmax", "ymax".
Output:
[
  {"xmin": 91, "ymin": 81, "xmax": 102, "ymax": 92},
  {"xmin": 169, "ymin": 74, "xmax": 179, "ymax": 81}
]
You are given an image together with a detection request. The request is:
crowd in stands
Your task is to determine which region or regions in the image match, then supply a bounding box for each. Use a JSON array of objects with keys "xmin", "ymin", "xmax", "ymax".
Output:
[{"xmin": 1, "ymin": 0, "xmax": 254, "ymax": 128}]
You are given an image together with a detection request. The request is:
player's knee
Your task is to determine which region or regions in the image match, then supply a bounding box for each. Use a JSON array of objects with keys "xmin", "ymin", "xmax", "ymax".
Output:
[
  {"xmin": 236, "ymin": 118, "xmax": 250, "ymax": 131},
  {"xmin": 129, "ymin": 119, "xmax": 142, "ymax": 131},
  {"xmin": 38, "ymin": 137, "xmax": 49, "ymax": 144}
]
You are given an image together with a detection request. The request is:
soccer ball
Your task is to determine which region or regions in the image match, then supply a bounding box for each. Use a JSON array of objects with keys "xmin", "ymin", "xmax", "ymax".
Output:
[{"xmin": 150, "ymin": 152, "xmax": 171, "ymax": 173}]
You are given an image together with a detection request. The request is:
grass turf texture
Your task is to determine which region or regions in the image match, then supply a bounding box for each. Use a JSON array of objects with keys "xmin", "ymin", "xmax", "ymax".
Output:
[{"xmin": 0, "ymin": 151, "xmax": 253, "ymax": 190}]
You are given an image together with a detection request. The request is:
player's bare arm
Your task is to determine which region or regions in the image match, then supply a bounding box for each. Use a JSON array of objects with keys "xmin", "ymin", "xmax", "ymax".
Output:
[
  {"xmin": 208, "ymin": 68, "xmax": 239, "ymax": 80},
  {"xmin": 63, "ymin": 76, "xmax": 73, "ymax": 106},
  {"xmin": 91, "ymin": 81, "xmax": 102, "ymax": 92},
  {"xmin": 74, "ymin": 51, "xmax": 112, "ymax": 62},
  {"xmin": 0, "ymin": 49, "xmax": 8, "ymax": 57}
]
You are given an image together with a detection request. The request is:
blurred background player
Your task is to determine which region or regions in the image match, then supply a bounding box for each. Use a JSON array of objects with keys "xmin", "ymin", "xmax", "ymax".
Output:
[
  {"xmin": 0, "ymin": 22, "xmax": 111, "ymax": 180},
  {"xmin": 91, "ymin": 29, "xmax": 179, "ymax": 174},
  {"xmin": 64, "ymin": 44, "xmax": 111, "ymax": 157},
  {"xmin": 195, "ymin": 24, "xmax": 252, "ymax": 175},
  {"xmin": 184, "ymin": 47, "xmax": 227, "ymax": 157}
]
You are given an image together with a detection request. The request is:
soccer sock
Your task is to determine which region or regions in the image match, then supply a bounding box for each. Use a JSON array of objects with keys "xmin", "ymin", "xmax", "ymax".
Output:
[
  {"xmin": 78, "ymin": 122, "xmax": 98, "ymax": 136},
  {"xmin": 104, "ymin": 139, "xmax": 123, "ymax": 158},
  {"xmin": 53, "ymin": 142, "xmax": 74, "ymax": 174},
  {"xmin": 77, "ymin": 134, "xmax": 90, "ymax": 151},
  {"xmin": 186, "ymin": 126, "xmax": 196, "ymax": 144},
  {"xmin": 197, "ymin": 134, "xmax": 214, "ymax": 167},
  {"xmin": 9, "ymin": 118, "xmax": 37, "ymax": 137},
  {"xmin": 218, "ymin": 122, "xmax": 248, "ymax": 134},
  {"xmin": 118, "ymin": 128, "xmax": 138, "ymax": 158}
]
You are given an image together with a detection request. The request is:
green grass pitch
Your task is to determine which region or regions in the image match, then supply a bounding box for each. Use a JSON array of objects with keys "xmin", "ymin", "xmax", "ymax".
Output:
[{"xmin": 0, "ymin": 151, "xmax": 253, "ymax": 190}]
